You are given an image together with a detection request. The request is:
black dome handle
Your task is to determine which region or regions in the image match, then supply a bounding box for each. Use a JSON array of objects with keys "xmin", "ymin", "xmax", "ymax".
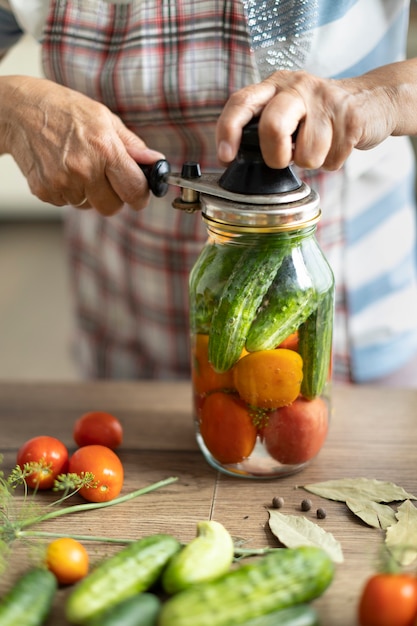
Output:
[{"xmin": 218, "ymin": 117, "xmax": 301, "ymax": 195}]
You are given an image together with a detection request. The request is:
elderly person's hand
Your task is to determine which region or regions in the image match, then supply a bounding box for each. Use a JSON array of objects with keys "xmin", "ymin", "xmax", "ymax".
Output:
[
  {"xmin": 216, "ymin": 60, "xmax": 417, "ymax": 171},
  {"xmin": 0, "ymin": 76, "xmax": 164, "ymax": 215}
]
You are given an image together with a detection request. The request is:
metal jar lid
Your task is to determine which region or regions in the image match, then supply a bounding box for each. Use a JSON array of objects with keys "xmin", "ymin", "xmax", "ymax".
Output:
[
  {"xmin": 200, "ymin": 182, "xmax": 320, "ymax": 232},
  {"xmin": 199, "ymin": 118, "xmax": 321, "ymax": 232}
]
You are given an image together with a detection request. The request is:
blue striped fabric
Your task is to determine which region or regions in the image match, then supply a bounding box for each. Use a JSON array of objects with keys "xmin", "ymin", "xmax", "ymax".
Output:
[{"xmin": 316, "ymin": 0, "xmax": 359, "ymax": 26}]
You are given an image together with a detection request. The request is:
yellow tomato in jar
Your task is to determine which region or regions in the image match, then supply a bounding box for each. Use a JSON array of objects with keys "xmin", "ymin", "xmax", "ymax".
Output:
[{"xmin": 233, "ymin": 348, "xmax": 303, "ymax": 409}]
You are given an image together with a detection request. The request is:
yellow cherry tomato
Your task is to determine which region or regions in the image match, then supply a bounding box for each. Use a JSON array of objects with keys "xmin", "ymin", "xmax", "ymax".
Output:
[{"xmin": 46, "ymin": 537, "xmax": 89, "ymax": 585}]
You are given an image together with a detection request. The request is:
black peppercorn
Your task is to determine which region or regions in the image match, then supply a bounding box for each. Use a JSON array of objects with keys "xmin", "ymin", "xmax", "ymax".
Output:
[{"xmin": 301, "ymin": 498, "xmax": 312, "ymax": 512}]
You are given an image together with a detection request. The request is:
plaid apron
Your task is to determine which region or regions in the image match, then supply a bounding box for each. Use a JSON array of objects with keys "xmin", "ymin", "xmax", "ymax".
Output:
[{"xmin": 38, "ymin": 0, "xmax": 417, "ymax": 382}]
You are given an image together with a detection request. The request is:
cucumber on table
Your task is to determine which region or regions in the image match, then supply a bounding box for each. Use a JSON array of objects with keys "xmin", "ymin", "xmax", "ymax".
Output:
[
  {"xmin": 85, "ymin": 592, "xmax": 161, "ymax": 626},
  {"xmin": 162, "ymin": 520, "xmax": 234, "ymax": 594},
  {"xmin": 158, "ymin": 545, "xmax": 334, "ymax": 626},
  {"xmin": 0, "ymin": 567, "xmax": 57, "ymax": 626},
  {"xmin": 66, "ymin": 534, "xmax": 180, "ymax": 625},
  {"xmin": 241, "ymin": 604, "xmax": 320, "ymax": 626}
]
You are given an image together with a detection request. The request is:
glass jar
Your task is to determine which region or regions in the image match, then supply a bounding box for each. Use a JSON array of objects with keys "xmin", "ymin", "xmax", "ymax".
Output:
[{"xmin": 189, "ymin": 192, "xmax": 334, "ymax": 479}]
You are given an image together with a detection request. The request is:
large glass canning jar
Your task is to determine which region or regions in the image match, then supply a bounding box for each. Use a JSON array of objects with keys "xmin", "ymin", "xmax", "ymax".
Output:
[{"xmin": 189, "ymin": 182, "xmax": 334, "ymax": 479}]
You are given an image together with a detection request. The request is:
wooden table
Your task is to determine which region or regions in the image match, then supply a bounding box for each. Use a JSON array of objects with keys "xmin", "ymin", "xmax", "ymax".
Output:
[{"xmin": 1, "ymin": 381, "xmax": 417, "ymax": 625}]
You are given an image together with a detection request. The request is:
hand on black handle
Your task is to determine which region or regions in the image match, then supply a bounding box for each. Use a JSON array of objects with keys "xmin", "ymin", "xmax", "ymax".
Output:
[{"xmin": 138, "ymin": 159, "xmax": 170, "ymax": 197}]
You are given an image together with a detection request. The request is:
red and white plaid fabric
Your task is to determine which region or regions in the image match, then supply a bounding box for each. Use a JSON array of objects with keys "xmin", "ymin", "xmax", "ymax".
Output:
[{"xmin": 42, "ymin": 0, "xmax": 271, "ymax": 379}]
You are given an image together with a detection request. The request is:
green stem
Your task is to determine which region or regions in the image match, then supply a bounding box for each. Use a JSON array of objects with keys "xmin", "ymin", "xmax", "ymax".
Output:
[
  {"xmin": 234, "ymin": 546, "xmax": 281, "ymax": 557},
  {"xmin": 17, "ymin": 530, "xmax": 134, "ymax": 544},
  {"xmin": 19, "ymin": 477, "xmax": 178, "ymax": 530}
]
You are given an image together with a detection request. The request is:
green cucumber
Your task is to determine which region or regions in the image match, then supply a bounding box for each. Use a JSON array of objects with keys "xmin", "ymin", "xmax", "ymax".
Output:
[
  {"xmin": 85, "ymin": 592, "xmax": 161, "ymax": 626},
  {"xmin": 190, "ymin": 241, "xmax": 242, "ymax": 334},
  {"xmin": 162, "ymin": 520, "xmax": 234, "ymax": 594},
  {"xmin": 246, "ymin": 251, "xmax": 317, "ymax": 351},
  {"xmin": 66, "ymin": 534, "xmax": 180, "ymax": 625},
  {"xmin": 208, "ymin": 239, "xmax": 289, "ymax": 372},
  {"xmin": 0, "ymin": 568, "xmax": 57, "ymax": 626},
  {"xmin": 298, "ymin": 287, "xmax": 334, "ymax": 399},
  {"xmin": 158, "ymin": 546, "xmax": 334, "ymax": 626},
  {"xmin": 241, "ymin": 604, "xmax": 320, "ymax": 626}
]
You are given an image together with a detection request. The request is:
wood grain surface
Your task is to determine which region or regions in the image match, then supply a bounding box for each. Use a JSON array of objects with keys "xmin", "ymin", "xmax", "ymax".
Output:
[{"xmin": 1, "ymin": 381, "xmax": 416, "ymax": 625}]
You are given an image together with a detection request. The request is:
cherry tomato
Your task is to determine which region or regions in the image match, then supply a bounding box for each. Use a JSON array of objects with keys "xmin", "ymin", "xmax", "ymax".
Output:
[
  {"xmin": 73, "ymin": 411, "xmax": 123, "ymax": 449},
  {"xmin": 233, "ymin": 349, "xmax": 303, "ymax": 409},
  {"xmin": 191, "ymin": 334, "xmax": 236, "ymax": 396},
  {"xmin": 46, "ymin": 537, "xmax": 89, "ymax": 585},
  {"xmin": 200, "ymin": 392, "xmax": 257, "ymax": 464},
  {"xmin": 16, "ymin": 436, "xmax": 69, "ymax": 490},
  {"xmin": 261, "ymin": 396, "xmax": 328, "ymax": 465},
  {"xmin": 358, "ymin": 573, "xmax": 417, "ymax": 626},
  {"xmin": 68, "ymin": 444, "xmax": 124, "ymax": 502}
]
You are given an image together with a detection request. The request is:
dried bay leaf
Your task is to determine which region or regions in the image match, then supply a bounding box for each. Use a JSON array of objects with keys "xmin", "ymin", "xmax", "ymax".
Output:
[
  {"xmin": 303, "ymin": 478, "xmax": 416, "ymax": 503},
  {"xmin": 346, "ymin": 498, "xmax": 397, "ymax": 530},
  {"xmin": 268, "ymin": 509, "xmax": 344, "ymax": 564},
  {"xmin": 385, "ymin": 500, "xmax": 417, "ymax": 566}
]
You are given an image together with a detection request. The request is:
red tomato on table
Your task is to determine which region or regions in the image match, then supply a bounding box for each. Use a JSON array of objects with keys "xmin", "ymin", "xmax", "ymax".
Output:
[
  {"xmin": 73, "ymin": 411, "xmax": 123, "ymax": 449},
  {"xmin": 68, "ymin": 444, "xmax": 124, "ymax": 502},
  {"xmin": 16, "ymin": 435, "xmax": 69, "ymax": 490},
  {"xmin": 358, "ymin": 573, "xmax": 417, "ymax": 626}
]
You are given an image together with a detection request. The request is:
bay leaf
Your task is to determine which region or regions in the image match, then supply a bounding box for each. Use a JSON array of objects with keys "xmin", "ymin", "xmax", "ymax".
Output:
[
  {"xmin": 346, "ymin": 498, "xmax": 397, "ymax": 530},
  {"xmin": 303, "ymin": 478, "xmax": 416, "ymax": 503},
  {"xmin": 385, "ymin": 500, "xmax": 417, "ymax": 566},
  {"xmin": 268, "ymin": 509, "xmax": 344, "ymax": 563}
]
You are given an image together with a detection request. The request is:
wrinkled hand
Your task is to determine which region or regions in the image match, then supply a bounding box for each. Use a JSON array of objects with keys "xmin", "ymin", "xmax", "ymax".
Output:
[
  {"xmin": 0, "ymin": 76, "xmax": 164, "ymax": 215},
  {"xmin": 216, "ymin": 67, "xmax": 404, "ymax": 171}
]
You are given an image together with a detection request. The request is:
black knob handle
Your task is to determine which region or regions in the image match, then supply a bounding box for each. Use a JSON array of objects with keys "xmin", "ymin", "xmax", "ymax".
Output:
[
  {"xmin": 138, "ymin": 159, "xmax": 170, "ymax": 197},
  {"xmin": 218, "ymin": 117, "xmax": 301, "ymax": 195}
]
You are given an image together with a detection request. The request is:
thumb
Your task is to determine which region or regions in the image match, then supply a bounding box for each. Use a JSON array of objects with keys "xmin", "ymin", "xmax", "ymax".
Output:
[{"xmin": 115, "ymin": 118, "xmax": 166, "ymax": 164}]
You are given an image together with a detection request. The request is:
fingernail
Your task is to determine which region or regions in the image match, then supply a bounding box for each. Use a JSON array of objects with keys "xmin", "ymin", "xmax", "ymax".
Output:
[{"xmin": 218, "ymin": 140, "xmax": 235, "ymax": 163}]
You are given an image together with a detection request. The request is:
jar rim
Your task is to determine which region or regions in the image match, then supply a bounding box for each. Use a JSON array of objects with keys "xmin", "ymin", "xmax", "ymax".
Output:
[{"xmin": 200, "ymin": 188, "xmax": 321, "ymax": 232}]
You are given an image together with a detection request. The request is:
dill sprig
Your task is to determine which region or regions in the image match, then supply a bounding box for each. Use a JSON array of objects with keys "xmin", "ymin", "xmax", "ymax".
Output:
[{"xmin": 0, "ymin": 458, "xmax": 178, "ymax": 575}]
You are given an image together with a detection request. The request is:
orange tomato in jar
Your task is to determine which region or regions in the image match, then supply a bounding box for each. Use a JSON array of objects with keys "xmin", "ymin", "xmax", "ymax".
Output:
[
  {"xmin": 68, "ymin": 445, "xmax": 124, "ymax": 502},
  {"xmin": 192, "ymin": 334, "xmax": 237, "ymax": 396},
  {"xmin": 233, "ymin": 349, "xmax": 303, "ymax": 409},
  {"xmin": 278, "ymin": 331, "xmax": 299, "ymax": 351},
  {"xmin": 199, "ymin": 392, "xmax": 257, "ymax": 464}
]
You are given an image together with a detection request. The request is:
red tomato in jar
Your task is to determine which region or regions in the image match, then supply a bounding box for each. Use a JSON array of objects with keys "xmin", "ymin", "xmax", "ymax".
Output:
[
  {"xmin": 200, "ymin": 392, "xmax": 257, "ymax": 464},
  {"xmin": 358, "ymin": 573, "xmax": 417, "ymax": 626},
  {"xmin": 73, "ymin": 411, "xmax": 123, "ymax": 449},
  {"xmin": 16, "ymin": 436, "xmax": 69, "ymax": 490},
  {"xmin": 46, "ymin": 537, "xmax": 89, "ymax": 585},
  {"xmin": 262, "ymin": 396, "xmax": 328, "ymax": 465},
  {"xmin": 68, "ymin": 444, "xmax": 124, "ymax": 502}
]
